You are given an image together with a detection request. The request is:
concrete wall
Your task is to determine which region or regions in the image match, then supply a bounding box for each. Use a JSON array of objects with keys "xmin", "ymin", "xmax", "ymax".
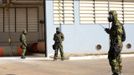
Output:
[{"xmin": 46, "ymin": 1, "xmax": 134, "ymax": 56}]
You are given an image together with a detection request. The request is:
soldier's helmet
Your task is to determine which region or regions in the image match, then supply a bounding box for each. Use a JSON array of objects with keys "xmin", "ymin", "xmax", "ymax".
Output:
[
  {"xmin": 23, "ymin": 29, "xmax": 27, "ymax": 34},
  {"xmin": 56, "ymin": 27, "xmax": 61, "ymax": 32}
]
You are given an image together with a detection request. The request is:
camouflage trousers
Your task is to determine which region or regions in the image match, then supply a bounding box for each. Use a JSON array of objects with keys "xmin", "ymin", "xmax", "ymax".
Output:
[
  {"xmin": 54, "ymin": 44, "xmax": 64, "ymax": 60},
  {"xmin": 22, "ymin": 48, "xmax": 26, "ymax": 57},
  {"xmin": 108, "ymin": 45, "xmax": 122, "ymax": 75},
  {"xmin": 21, "ymin": 44, "xmax": 27, "ymax": 58}
]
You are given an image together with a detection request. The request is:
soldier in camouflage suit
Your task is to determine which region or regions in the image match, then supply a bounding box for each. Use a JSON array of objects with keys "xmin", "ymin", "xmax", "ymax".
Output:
[
  {"xmin": 20, "ymin": 30, "xmax": 27, "ymax": 59},
  {"xmin": 53, "ymin": 27, "xmax": 64, "ymax": 61},
  {"xmin": 105, "ymin": 10, "xmax": 123, "ymax": 75}
]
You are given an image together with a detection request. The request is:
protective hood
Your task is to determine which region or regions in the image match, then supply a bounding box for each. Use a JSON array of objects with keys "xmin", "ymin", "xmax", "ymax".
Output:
[{"xmin": 109, "ymin": 10, "xmax": 120, "ymax": 25}]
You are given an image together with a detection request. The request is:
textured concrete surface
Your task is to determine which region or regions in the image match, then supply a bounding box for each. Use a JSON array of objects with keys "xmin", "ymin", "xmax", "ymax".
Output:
[{"xmin": 0, "ymin": 57, "xmax": 133, "ymax": 75}]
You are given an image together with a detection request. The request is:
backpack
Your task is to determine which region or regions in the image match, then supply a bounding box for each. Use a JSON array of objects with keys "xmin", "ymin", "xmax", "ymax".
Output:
[{"xmin": 122, "ymin": 25, "xmax": 126, "ymax": 42}]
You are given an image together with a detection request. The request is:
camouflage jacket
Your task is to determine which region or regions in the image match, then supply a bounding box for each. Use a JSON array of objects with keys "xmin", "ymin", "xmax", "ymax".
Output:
[
  {"xmin": 20, "ymin": 34, "xmax": 27, "ymax": 48},
  {"xmin": 53, "ymin": 32, "xmax": 64, "ymax": 43},
  {"xmin": 107, "ymin": 10, "xmax": 123, "ymax": 46}
]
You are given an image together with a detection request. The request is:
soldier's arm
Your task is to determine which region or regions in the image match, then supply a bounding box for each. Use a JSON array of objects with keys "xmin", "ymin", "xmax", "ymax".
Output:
[
  {"xmin": 23, "ymin": 41, "xmax": 27, "ymax": 47},
  {"xmin": 116, "ymin": 24, "xmax": 123, "ymax": 46},
  {"xmin": 61, "ymin": 33, "xmax": 64, "ymax": 41},
  {"xmin": 22, "ymin": 35, "xmax": 27, "ymax": 47},
  {"xmin": 105, "ymin": 28, "xmax": 110, "ymax": 34},
  {"xmin": 53, "ymin": 34, "xmax": 56, "ymax": 41},
  {"xmin": 117, "ymin": 29, "xmax": 122, "ymax": 45},
  {"xmin": 115, "ymin": 23, "xmax": 123, "ymax": 34}
]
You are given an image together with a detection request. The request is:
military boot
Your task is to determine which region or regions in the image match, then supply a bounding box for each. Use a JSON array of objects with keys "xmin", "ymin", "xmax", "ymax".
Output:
[
  {"xmin": 112, "ymin": 72, "xmax": 119, "ymax": 75},
  {"xmin": 61, "ymin": 57, "xmax": 64, "ymax": 61},
  {"xmin": 21, "ymin": 56, "xmax": 26, "ymax": 59}
]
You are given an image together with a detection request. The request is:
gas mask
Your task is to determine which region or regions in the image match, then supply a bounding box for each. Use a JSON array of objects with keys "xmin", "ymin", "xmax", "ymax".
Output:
[{"xmin": 108, "ymin": 14, "xmax": 114, "ymax": 22}]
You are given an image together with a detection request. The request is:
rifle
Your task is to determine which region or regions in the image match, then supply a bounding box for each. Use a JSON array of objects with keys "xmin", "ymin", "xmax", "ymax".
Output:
[{"xmin": 98, "ymin": 24, "xmax": 105, "ymax": 29}]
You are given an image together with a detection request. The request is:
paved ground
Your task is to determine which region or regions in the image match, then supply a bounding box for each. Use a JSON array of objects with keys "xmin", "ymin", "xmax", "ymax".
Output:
[{"xmin": 0, "ymin": 57, "xmax": 134, "ymax": 75}]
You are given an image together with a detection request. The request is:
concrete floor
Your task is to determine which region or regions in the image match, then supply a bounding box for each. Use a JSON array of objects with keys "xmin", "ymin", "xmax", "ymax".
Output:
[{"xmin": 0, "ymin": 57, "xmax": 134, "ymax": 75}]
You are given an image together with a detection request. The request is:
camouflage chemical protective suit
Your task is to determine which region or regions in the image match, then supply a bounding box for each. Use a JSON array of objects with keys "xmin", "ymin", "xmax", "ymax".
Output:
[{"xmin": 105, "ymin": 10, "xmax": 123, "ymax": 75}]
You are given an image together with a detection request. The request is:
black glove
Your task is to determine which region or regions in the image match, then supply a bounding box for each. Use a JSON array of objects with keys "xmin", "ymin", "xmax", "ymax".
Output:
[{"xmin": 105, "ymin": 28, "xmax": 110, "ymax": 34}]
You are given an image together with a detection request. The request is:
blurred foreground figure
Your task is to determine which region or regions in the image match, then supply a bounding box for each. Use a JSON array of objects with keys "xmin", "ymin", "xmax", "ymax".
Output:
[{"xmin": 20, "ymin": 29, "xmax": 27, "ymax": 59}]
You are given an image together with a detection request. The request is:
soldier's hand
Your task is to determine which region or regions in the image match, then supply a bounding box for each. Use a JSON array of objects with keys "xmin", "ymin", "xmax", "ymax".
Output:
[{"xmin": 105, "ymin": 28, "xmax": 110, "ymax": 33}]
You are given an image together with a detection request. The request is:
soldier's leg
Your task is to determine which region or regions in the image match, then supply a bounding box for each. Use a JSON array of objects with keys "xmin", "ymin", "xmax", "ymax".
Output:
[
  {"xmin": 113, "ymin": 45, "xmax": 122, "ymax": 75},
  {"xmin": 111, "ymin": 59, "xmax": 119, "ymax": 75},
  {"xmin": 108, "ymin": 51, "xmax": 115, "ymax": 74},
  {"xmin": 21, "ymin": 48, "xmax": 26, "ymax": 59},
  {"xmin": 117, "ymin": 53, "xmax": 122, "ymax": 74},
  {"xmin": 108, "ymin": 48, "xmax": 119, "ymax": 75},
  {"xmin": 117, "ymin": 46, "xmax": 122, "ymax": 74},
  {"xmin": 54, "ymin": 49, "xmax": 58, "ymax": 60},
  {"xmin": 59, "ymin": 45, "xmax": 64, "ymax": 60},
  {"xmin": 111, "ymin": 50, "xmax": 121, "ymax": 75}
]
